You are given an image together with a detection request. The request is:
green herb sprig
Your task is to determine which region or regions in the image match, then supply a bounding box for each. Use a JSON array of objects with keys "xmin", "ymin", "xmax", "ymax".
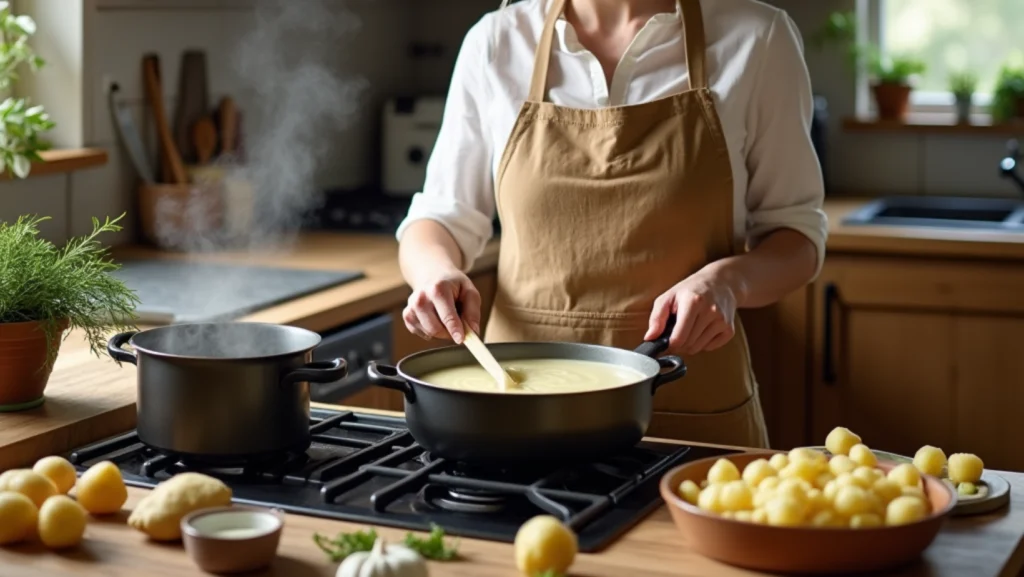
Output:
[
  {"xmin": 313, "ymin": 524, "xmax": 460, "ymax": 562},
  {"xmin": 0, "ymin": 214, "xmax": 139, "ymax": 365},
  {"xmin": 312, "ymin": 527, "xmax": 378, "ymax": 562},
  {"xmin": 403, "ymin": 524, "xmax": 460, "ymax": 561}
]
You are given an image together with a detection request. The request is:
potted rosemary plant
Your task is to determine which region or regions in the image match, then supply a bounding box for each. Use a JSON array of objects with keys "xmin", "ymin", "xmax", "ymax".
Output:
[
  {"xmin": 0, "ymin": 1, "xmax": 54, "ymax": 178},
  {"xmin": 0, "ymin": 215, "xmax": 138, "ymax": 412},
  {"xmin": 949, "ymin": 71, "xmax": 978, "ymax": 124},
  {"xmin": 992, "ymin": 64, "xmax": 1024, "ymax": 124}
]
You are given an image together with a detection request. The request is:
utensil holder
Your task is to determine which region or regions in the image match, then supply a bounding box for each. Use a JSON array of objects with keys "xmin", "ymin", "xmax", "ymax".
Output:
[{"xmin": 138, "ymin": 181, "xmax": 224, "ymax": 251}]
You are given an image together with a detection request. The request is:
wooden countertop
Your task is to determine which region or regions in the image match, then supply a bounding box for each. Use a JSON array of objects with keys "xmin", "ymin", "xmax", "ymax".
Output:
[
  {"xmin": 0, "ymin": 413, "xmax": 1023, "ymax": 577},
  {"xmin": 0, "ymin": 233, "xmax": 499, "ymax": 471},
  {"xmin": 824, "ymin": 198, "xmax": 1024, "ymax": 261}
]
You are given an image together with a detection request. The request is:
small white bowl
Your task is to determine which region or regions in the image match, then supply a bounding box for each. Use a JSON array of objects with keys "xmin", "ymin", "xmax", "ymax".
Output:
[{"xmin": 181, "ymin": 506, "xmax": 285, "ymax": 573}]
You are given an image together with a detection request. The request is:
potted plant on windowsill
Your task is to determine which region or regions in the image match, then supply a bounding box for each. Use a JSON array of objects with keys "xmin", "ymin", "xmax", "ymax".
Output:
[
  {"xmin": 0, "ymin": 215, "xmax": 138, "ymax": 412},
  {"xmin": 866, "ymin": 53, "xmax": 926, "ymax": 121},
  {"xmin": 949, "ymin": 71, "xmax": 978, "ymax": 125},
  {"xmin": 992, "ymin": 64, "xmax": 1024, "ymax": 124},
  {"xmin": 0, "ymin": 1, "xmax": 54, "ymax": 178}
]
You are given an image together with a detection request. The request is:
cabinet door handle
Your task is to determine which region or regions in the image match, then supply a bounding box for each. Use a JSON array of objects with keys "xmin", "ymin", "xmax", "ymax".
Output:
[{"xmin": 822, "ymin": 282, "xmax": 839, "ymax": 385}]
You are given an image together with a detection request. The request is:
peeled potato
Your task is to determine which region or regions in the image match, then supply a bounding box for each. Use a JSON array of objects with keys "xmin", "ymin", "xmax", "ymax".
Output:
[
  {"xmin": 719, "ymin": 480, "xmax": 753, "ymax": 512},
  {"xmin": 515, "ymin": 515, "xmax": 577, "ymax": 577},
  {"xmin": 678, "ymin": 479, "xmax": 701, "ymax": 505},
  {"xmin": 828, "ymin": 455, "xmax": 857, "ymax": 476},
  {"xmin": 759, "ymin": 476, "xmax": 781, "ymax": 492},
  {"xmin": 768, "ymin": 453, "xmax": 789, "ymax": 472},
  {"xmin": 814, "ymin": 472, "xmax": 836, "ymax": 490},
  {"xmin": 76, "ymin": 461, "xmax": 128, "ymax": 515},
  {"xmin": 834, "ymin": 485, "xmax": 873, "ymax": 517},
  {"xmin": 0, "ymin": 469, "xmax": 28, "ymax": 492},
  {"xmin": 848, "ymin": 444, "xmax": 878, "ymax": 468},
  {"xmin": 852, "ymin": 466, "xmax": 884, "ymax": 486},
  {"xmin": 886, "ymin": 496, "xmax": 928, "ymax": 526},
  {"xmin": 888, "ymin": 463, "xmax": 922, "ymax": 488},
  {"xmin": 38, "ymin": 495, "xmax": 87, "ymax": 549},
  {"xmin": 751, "ymin": 508, "xmax": 769, "ymax": 524},
  {"xmin": 948, "ymin": 453, "xmax": 984, "ymax": 485},
  {"xmin": 0, "ymin": 491, "xmax": 38, "ymax": 545},
  {"xmin": 707, "ymin": 459, "xmax": 741, "ymax": 484},
  {"xmin": 872, "ymin": 478, "xmax": 903, "ymax": 504},
  {"xmin": 835, "ymin": 472, "xmax": 871, "ymax": 490},
  {"xmin": 698, "ymin": 483, "xmax": 724, "ymax": 513},
  {"xmin": 825, "ymin": 427, "xmax": 862, "ymax": 456},
  {"xmin": 789, "ymin": 448, "xmax": 827, "ymax": 467},
  {"xmin": 913, "ymin": 445, "xmax": 947, "ymax": 477},
  {"xmin": 128, "ymin": 473, "xmax": 232, "ymax": 540},
  {"xmin": 741, "ymin": 459, "xmax": 776, "ymax": 487},
  {"xmin": 811, "ymin": 510, "xmax": 844, "ymax": 528},
  {"xmin": 5, "ymin": 470, "xmax": 57, "ymax": 508},
  {"xmin": 765, "ymin": 496, "xmax": 804, "ymax": 527},
  {"xmin": 850, "ymin": 513, "xmax": 883, "ymax": 529},
  {"xmin": 33, "ymin": 456, "xmax": 78, "ymax": 495},
  {"xmin": 734, "ymin": 510, "xmax": 753, "ymax": 523},
  {"xmin": 780, "ymin": 460, "xmax": 821, "ymax": 484}
]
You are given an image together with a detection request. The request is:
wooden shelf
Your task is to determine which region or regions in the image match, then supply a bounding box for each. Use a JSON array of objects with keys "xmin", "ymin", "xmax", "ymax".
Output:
[
  {"xmin": 4, "ymin": 147, "xmax": 109, "ymax": 179},
  {"xmin": 843, "ymin": 114, "xmax": 1024, "ymax": 137}
]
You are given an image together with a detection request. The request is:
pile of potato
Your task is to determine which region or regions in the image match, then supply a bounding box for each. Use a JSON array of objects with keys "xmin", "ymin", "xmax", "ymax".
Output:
[
  {"xmin": 0, "ymin": 457, "xmax": 127, "ymax": 548},
  {"xmin": 677, "ymin": 427, "xmax": 985, "ymax": 529}
]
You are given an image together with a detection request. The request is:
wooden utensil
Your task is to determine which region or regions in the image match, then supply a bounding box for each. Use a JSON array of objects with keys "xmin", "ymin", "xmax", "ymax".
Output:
[
  {"xmin": 142, "ymin": 54, "xmax": 188, "ymax": 184},
  {"xmin": 218, "ymin": 96, "xmax": 238, "ymax": 155},
  {"xmin": 173, "ymin": 50, "xmax": 209, "ymax": 163},
  {"xmin": 192, "ymin": 117, "xmax": 218, "ymax": 165},
  {"xmin": 462, "ymin": 326, "xmax": 518, "ymax": 391}
]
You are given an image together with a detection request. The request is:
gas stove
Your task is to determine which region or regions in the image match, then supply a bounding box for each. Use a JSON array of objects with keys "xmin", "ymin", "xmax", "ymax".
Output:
[{"xmin": 67, "ymin": 408, "xmax": 734, "ymax": 552}]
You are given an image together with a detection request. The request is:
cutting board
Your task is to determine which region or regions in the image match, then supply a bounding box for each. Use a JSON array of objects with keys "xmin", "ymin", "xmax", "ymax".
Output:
[{"xmin": 111, "ymin": 260, "xmax": 363, "ymax": 324}]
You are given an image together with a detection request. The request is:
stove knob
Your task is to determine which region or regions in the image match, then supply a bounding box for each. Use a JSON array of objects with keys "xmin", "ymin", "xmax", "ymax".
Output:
[{"xmin": 371, "ymin": 341, "xmax": 385, "ymax": 359}]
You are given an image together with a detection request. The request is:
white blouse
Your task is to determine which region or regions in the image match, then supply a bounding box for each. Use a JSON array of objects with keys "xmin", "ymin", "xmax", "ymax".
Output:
[{"xmin": 396, "ymin": 0, "xmax": 828, "ymax": 274}]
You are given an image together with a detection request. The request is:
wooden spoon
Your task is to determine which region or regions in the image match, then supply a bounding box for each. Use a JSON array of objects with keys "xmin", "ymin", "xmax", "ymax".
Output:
[
  {"xmin": 462, "ymin": 327, "xmax": 519, "ymax": 391},
  {"xmin": 192, "ymin": 117, "xmax": 218, "ymax": 165},
  {"xmin": 218, "ymin": 96, "xmax": 238, "ymax": 155},
  {"xmin": 142, "ymin": 54, "xmax": 188, "ymax": 184}
]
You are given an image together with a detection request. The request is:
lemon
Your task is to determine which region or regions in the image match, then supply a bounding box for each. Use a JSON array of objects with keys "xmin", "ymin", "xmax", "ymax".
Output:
[
  {"xmin": 514, "ymin": 515, "xmax": 577, "ymax": 576},
  {"xmin": 38, "ymin": 495, "xmax": 87, "ymax": 549},
  {"xmin": 33, "ymin": 456, "xmax": 78, "ymax": 495},
  {"xmin": 75, "ymin": 461, "xmax": 128, "ymax": 515},
  {"xmin": 5, "ymin": 470, "xmax": 57, "ymax": 508},
  {"xmin": 0, "ymin": 491, "xmax": 38, "ymax": 544}
]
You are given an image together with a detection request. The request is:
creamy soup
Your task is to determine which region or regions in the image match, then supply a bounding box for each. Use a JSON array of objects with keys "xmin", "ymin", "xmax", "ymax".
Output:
[{"xmin": 418, "ymin": 359, "xmax": 644, "ymax": 394}]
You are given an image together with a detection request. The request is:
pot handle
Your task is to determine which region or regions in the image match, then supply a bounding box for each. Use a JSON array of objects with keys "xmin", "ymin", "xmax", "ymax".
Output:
[
  {"xmin": 107, "ymin": 331, "xmax": 139, "ymax": 365},
  {"xmin": 283, "ymin": 359, "xmax": 348, "ymax": 386},
  {"xmin": 633, "ymin": 315, "xmax": 677, "ymax": 358},
  {"xmin": 651, "ymin": 356, "xmax": 687, "ymax": 394},
  {"xmin": 367, "ymin": 362, "xmax": 415, "ymax": 403}
]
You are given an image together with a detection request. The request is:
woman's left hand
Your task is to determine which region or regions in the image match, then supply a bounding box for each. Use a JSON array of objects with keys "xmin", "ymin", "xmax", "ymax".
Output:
[{"xmin": 645, "ymin": 268, "xmax": 738, "ymax": 356}]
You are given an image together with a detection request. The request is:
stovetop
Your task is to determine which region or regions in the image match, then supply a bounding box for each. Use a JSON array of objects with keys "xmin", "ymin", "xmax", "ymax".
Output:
[{"xmin": 67, "ymin": 408, "xmax": 735, "ymax": 552}]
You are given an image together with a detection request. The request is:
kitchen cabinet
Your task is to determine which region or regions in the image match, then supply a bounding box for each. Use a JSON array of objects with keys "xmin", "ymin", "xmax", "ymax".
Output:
[{"xmin": 810, "ymin": 254, "xmax": 1024, "ymax": 472}]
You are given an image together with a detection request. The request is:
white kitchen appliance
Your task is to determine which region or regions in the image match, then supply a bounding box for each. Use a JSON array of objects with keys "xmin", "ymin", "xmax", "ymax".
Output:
[{"xmin": 381, "ymin": 96, "xmax": 445, "ymax": 196}]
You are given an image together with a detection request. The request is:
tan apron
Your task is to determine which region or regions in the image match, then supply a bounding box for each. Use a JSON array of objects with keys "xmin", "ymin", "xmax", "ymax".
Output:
[{"xmin": 484, "ymin": 0, "xmax": 769, "ymax": 449}]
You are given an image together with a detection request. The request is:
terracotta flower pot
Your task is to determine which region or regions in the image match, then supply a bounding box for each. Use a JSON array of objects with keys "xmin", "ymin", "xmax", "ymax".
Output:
[
  {"xmin": 0, "ymin": 320, "xmax": 68, "ymax": 412},
  {"xmin": 872, "ymin": 83, "xmax": 913, "ymax": 121}
]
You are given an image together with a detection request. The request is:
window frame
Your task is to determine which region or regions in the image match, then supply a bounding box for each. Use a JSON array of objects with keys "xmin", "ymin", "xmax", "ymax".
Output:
[{"xmin": 860, "ymin": 0, "xmax": 996, "ymax": 117}]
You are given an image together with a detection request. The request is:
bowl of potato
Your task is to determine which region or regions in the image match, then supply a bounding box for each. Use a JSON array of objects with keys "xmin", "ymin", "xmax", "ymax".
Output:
[{"xmin": 659, "ymin": 431, "xmax": 957, "ymax": 574}]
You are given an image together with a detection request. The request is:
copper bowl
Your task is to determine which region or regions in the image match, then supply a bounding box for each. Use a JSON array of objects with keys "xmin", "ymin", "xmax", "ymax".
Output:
[
  {"xmin": 659, "ymin": 451, "xmax": 957, "ymax": 574},
  {"xmin": 181, "ymin": 506, "xmax": 284, "ymax": 574}
]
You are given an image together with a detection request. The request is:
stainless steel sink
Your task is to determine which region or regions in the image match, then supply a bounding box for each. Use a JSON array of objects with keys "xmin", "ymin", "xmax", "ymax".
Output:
[{"xmin": 842, "ymin": 196, "xmax": 1024, "ymax": 231}]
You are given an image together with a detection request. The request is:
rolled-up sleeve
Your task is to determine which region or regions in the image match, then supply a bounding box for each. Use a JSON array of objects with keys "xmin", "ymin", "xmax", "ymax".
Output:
[
  {"xmin": 743, "ymin": 11, "xmax": 828, "ymax": 277},
  {"xmin": 395, "ymin": 16, "xmax": 497, "ymax": 271}
]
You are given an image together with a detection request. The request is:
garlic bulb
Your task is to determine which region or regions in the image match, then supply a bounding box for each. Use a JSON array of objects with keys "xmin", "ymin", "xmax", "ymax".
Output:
[{"xmin": 336, "ymin": 537, "xmax": 429, "ymax": 577}]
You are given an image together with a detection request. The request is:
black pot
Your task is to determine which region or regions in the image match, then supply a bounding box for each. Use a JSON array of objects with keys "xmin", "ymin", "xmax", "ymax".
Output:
[
  {"xmin": 107, "ymin": 322, "xmax": 349, "ymax": 461},
  {"xmin": 367, "ymin": 330, "xmax": 684, "ymax": 466}
]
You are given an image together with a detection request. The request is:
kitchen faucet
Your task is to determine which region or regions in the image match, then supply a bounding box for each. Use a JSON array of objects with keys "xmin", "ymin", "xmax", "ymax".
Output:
[{"xmin": 1001, "ymin": 139, "xmax": 1024, "ymax": 196}]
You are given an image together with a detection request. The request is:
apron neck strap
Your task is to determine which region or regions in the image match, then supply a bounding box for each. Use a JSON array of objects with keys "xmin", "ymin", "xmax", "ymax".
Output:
[{"xmin": 527, "ymin": 0, "xmax": 710, "ymax": 103}]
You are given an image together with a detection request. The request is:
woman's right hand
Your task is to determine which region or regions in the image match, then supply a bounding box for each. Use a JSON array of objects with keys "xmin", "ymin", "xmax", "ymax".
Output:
[{"xmin": 403, "ymin": 269, "xmax": 481, "ymax": 344}]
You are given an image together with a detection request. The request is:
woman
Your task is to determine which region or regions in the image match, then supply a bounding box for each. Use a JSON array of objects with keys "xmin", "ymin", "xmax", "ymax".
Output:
[{"xmin": 395, "ymin": 0, "xmax": 826, "ymax": 448}]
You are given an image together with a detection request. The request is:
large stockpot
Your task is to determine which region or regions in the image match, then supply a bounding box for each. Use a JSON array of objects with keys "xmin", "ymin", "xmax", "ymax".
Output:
[
  {"xmin": 367, "ymin": 330, "xmax": 684, "ymax": 466},
  {"xmin": 107, "ymin": 322, "xmax": 348, "ymax": 461}
]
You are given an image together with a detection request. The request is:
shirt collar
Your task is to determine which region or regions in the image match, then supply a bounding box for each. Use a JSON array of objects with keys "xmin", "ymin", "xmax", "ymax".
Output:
[{"xmin": 553, "ymin": 2, "xmax": 682, "ymax": 54}]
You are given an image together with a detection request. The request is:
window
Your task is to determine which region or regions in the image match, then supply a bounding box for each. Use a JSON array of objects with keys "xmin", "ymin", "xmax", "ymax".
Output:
[{"xmin": 866, "ymin": 0, "xmax": 1024, "ymax": 113}]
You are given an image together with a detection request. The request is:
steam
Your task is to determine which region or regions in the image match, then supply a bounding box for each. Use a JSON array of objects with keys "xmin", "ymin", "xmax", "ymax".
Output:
[{"xmin": 138, "ymin": 0, "xmax": 368, "ymax": 333}]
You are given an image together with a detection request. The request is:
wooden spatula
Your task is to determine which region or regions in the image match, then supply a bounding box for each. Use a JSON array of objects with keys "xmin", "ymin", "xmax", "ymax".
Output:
[
  {"xmin": 462, "ymin": 326, "xmax": 519, "ymax": 391},
  {"xmin": 192, "ymin": 117, "xmax": 218, "ymax": 165}
]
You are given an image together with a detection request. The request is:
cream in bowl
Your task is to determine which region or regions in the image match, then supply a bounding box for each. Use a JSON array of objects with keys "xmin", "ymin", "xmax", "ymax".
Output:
[{"xmin": 181, "ymin": 506, "xmax": 284, "ymax": 574}]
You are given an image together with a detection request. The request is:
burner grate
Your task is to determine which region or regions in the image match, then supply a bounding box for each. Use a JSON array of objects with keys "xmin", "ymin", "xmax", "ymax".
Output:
[{"xmin": 66, "ymin": 408, "xmax": 737, "ymax": 552}]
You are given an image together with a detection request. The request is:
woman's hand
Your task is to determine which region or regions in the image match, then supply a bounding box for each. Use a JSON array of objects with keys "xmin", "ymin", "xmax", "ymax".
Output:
[
  {"xmin": 403, "ymin": 268, "xmax": 482, "ymax": 344},
  {"xmin": 645, "ymin": 268, "xmax": 738, "ymax": 356}
]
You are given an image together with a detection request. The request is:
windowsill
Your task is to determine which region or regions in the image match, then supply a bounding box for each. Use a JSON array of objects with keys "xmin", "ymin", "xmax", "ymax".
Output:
[
  {"xmin": 843, "ymin": 113, "xmax": 1024, "ymax": 136},
  {"xmin": 3, "ymin": 148, "xmax": 109, "ymax": 180}
]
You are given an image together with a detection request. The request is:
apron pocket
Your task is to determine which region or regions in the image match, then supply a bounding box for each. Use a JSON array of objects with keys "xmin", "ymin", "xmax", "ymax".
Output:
[{"xmin": 647, "ymin": 392, "xmax": 769, "ymax": 449}]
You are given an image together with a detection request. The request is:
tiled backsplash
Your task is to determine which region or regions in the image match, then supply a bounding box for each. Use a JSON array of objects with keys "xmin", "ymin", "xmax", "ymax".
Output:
[{"xmin": 0, "ymin": 0, "xmax": 1019, "ymax": 246}]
